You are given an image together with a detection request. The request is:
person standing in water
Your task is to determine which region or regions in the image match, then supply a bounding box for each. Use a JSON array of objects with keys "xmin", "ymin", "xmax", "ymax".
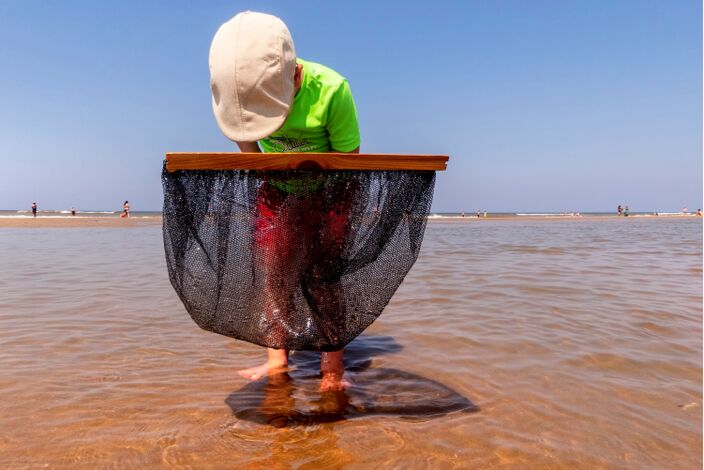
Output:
[
  {"xmin": 120, "ymin": 201, "xmax": 130, "ymax": 218},
  {"xmin": 31, "ymin": 202, "xmax": 37, "ymax": 217},
  {"xmin": 209, "ymin": 11, "xmax": 360, "ymax": 391}
]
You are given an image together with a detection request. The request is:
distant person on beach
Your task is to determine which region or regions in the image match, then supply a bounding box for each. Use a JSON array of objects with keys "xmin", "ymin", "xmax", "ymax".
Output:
[
  {"xmin": 617, "ymin": 205, "xmax": 623, "ymax": 216},
  {"xmin": 623, "ymin": 205, "xmax": 629, "ymax": 217},
  {"xmin": 476, "ymin": 210, "xmax": 481, "ymax": 218},
  {"xmin": 209, "ymin": 11, "xmax": 360, "ymax": 391},
  {"xmin": 697, "ymin": 209, "xmax": 702, "ymax": 216},
  {"xmin": 120, "ymin": 201, "xmax": 130, "ymax": 218},
  {"xmin": 31, "ymin": 202, "xmax": 37, "ymax": 217},
  {"xmin": 71, "ymin": 207, "xmax": 76, "ymax": 216}
]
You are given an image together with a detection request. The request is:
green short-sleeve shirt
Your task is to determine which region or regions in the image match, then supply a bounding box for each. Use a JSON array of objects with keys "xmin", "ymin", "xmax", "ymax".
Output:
[{"xmin": 259, "ymin": 59, "xmax": 361, "ymax": 153}]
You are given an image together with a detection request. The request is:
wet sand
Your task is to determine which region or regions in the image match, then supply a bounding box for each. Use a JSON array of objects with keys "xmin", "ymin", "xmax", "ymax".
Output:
[
  {"xmin": 0, "ymin": 213, "xmax": 698, "ymax": 228},
  {"xmin": 0, "ymin": 216, "xmax": 163, "ymax": 228},
  {"xmin": 0, "ymin": 217, "xmax": 701, "ymax": 468}
]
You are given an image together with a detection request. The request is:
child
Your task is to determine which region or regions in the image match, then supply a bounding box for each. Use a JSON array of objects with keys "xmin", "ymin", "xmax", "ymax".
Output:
[{"xmin": 209, "ymin": 11, "xmax": 360, "ymax": 391}]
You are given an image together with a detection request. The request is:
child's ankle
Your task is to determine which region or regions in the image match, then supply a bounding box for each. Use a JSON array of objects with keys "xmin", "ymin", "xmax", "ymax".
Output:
[{"xmin": 267, "ymin": 358, "xmax": 288, "ymax": 368}]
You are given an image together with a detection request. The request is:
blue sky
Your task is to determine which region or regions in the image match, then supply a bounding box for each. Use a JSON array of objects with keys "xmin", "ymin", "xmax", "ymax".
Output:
[{"xmin": 0, "ymin": 0, "xmax": 701, "ymax": 212}]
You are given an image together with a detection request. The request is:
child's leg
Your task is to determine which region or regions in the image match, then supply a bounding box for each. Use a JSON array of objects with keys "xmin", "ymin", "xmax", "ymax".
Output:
[
  {"xmin": 320, "ymin": 349, "xmax": 351, "ymax": 391},
  {"xmin": 316, "ymin": 182, "xmax": 356, "ymax": 391},
  {"xmin": 239, "ymin": 185, "xmax": 299, "ymax": 380},
  {"xmin": 240, "ymin": 184, "xmax": 318, "ymax": 380}
]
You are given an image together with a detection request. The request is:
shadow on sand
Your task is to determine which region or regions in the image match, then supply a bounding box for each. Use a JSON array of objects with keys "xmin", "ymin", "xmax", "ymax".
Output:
[{"xmin": 225, "ymin": 335, "xmax": 479, "ymax": 427}]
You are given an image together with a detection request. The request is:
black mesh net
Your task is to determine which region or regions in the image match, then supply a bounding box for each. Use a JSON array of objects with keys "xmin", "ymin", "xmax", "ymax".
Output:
[{"xmin": 162, "ymin": 166, "xmax": 436, "ymax": 351}]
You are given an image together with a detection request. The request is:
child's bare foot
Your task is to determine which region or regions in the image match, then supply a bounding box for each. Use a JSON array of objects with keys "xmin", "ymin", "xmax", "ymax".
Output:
[
  {"xmin": 319, "ymin": 372, "xmax": 352, "ymax": 392},
  {"xmin": 238, "ymin": 348, "xmax": 289, "ymax": 381},
  {"xmin": 237, "ymin": 360, "xmax": 288, "ymax": 381}
]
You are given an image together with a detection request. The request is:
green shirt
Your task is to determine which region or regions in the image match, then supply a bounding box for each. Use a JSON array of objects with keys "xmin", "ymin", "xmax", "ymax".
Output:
[{"xmin": 259, "ymin": 59, "xmax": 360, "ymax": 153}]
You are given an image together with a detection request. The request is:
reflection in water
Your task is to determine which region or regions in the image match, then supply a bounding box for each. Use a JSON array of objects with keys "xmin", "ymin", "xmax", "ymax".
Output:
[{"xmin": 226, "ymin": 335, "xmax": 478, "ymax": 427}]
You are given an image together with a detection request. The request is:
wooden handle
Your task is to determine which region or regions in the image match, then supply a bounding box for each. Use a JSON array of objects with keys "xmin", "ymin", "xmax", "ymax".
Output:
[{"xmin": 165, "ymin": 152, "xmax": 448, "ymax": 172}]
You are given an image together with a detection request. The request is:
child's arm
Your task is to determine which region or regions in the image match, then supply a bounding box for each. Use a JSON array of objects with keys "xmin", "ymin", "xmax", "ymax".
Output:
[{"xmin": 236, "ymin": 141, "xmax": 261, "ymax": 152}]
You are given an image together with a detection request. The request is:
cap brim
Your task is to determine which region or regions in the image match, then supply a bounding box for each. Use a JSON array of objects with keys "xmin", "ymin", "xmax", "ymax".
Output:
[{"xmin": 212, "ymin": 96, "xmax": 289, "ymax": 142}]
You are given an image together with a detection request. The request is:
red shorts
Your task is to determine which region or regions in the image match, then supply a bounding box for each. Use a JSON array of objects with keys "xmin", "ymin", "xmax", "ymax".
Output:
[{"xmin": 254, "ymin": 181, "xmax": 353, "ymax": 252}]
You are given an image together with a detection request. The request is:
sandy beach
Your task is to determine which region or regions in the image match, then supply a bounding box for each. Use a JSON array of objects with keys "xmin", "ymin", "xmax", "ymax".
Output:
[
  {"xmin": 0, "ymin": 216, "xmax": 163, "ymax": 228},
  {"xmin": 0, "ymin": 213, "xmax": 699, "ymax": 228}
]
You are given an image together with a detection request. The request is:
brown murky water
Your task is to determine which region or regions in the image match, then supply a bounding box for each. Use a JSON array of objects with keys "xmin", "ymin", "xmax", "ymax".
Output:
[{"xmin": 0, "ymin": 218, "xmax": 701, "ymax": 469}]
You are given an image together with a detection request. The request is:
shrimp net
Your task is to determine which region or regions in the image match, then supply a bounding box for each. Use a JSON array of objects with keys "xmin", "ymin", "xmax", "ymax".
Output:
[{"xmin": 162, "ymin": 167, "xmax": 435, "ymax": 351}]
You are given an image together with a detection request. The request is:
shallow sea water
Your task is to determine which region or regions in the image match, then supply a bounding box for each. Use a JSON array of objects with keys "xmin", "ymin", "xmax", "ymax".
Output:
[{"xmin": 0, "ymin": 218, "xmax": 701, "ymax": 469}]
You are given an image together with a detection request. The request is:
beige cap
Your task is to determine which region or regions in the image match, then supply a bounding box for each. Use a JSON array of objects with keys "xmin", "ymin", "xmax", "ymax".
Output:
[{"xmin": 209, "ymin": 11, "xmax": 296, "ymax": 142}]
